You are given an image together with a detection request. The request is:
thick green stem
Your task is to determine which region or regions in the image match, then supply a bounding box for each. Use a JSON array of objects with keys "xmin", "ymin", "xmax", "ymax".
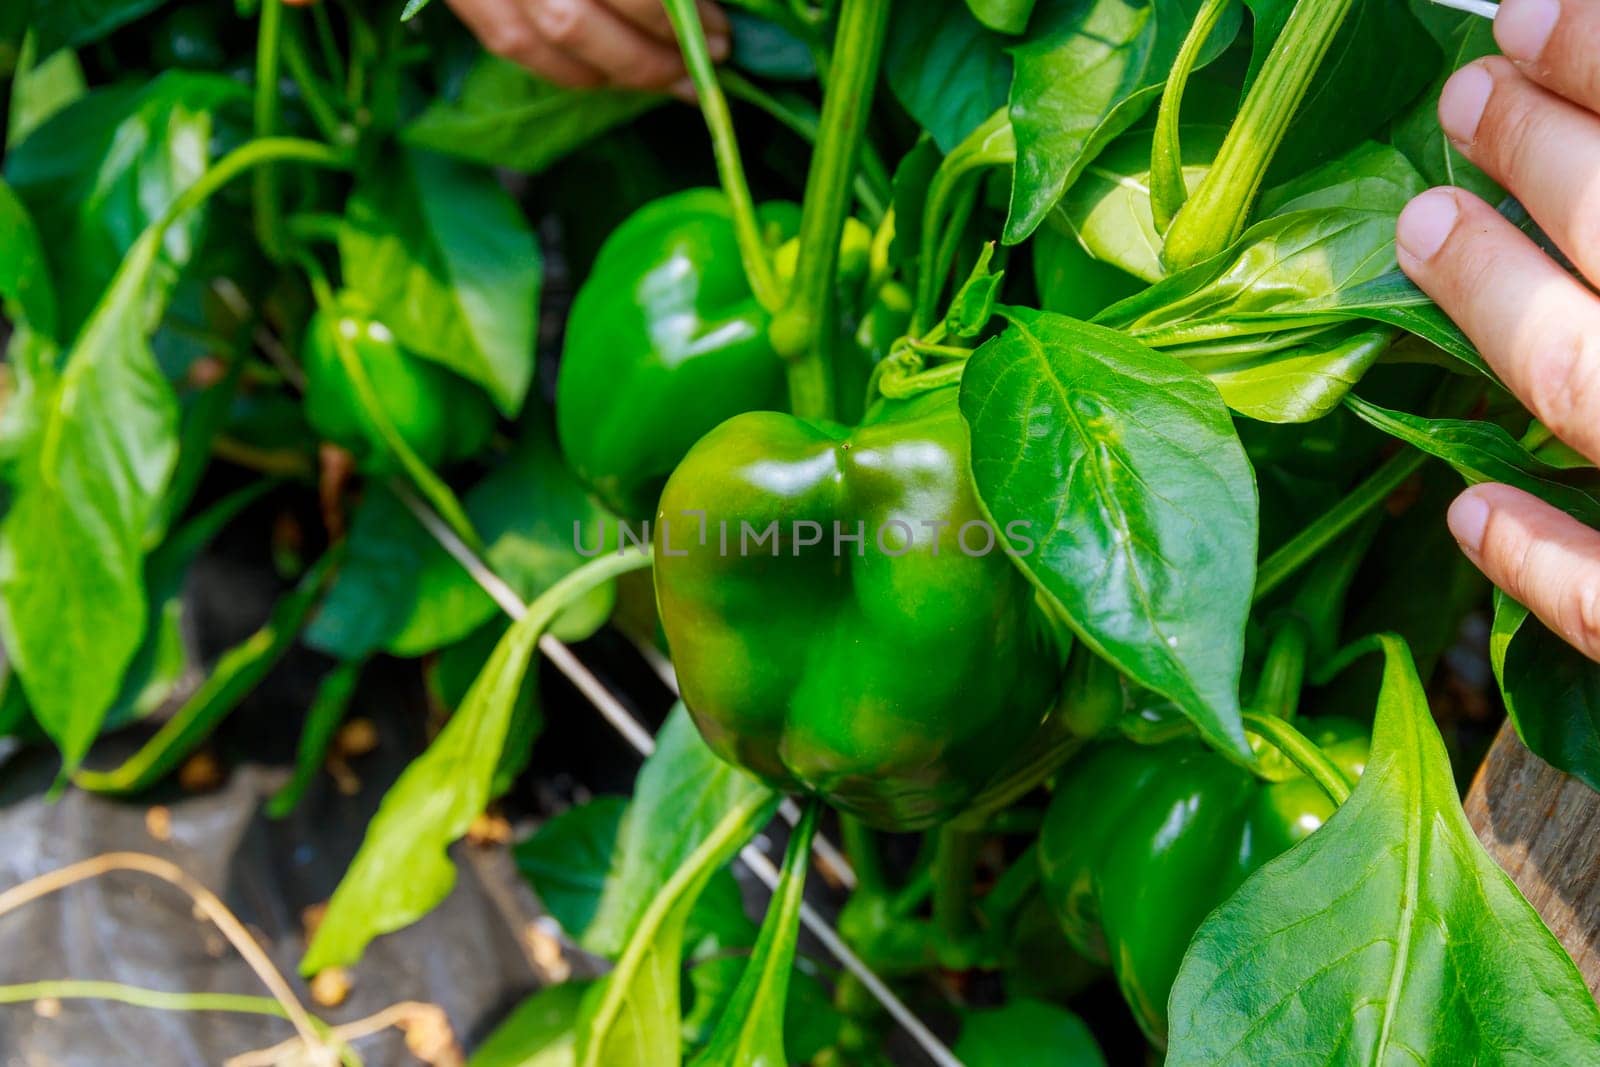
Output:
[
  {"xmin": 1162, "ymin": 0, "xmax": 1358, "ymax": 269},
  {"xmin": 282, "ymin": 25, "xmax": 347, "ymax": 146},
  {"xmin": 772, "ymin": 0, "xmax": 892, "ymax": 419},
  {"xmin": 1251, "ymin": 618, "xmax": 1310, "ymax": 721},
  {"xmin": 1253, "ymin": 448, "xmax": 1426, "ymax": 602},
  {"xmin": 1150, "ymin": 0, "xmax": 1233, "ymax": 232},
  {"xmin": 839, "ymin": 815, "xmax": 887, "ymax": 896},
  {"xmin": 661, "ymin": 0, "xmax": 781, "ymax": 311},
  {"xmin": 253, "ymin": 0, "xmax": 288, "ymax": 262},
  {"xmin": 932, "ymin": 824, "xmax": 980, "ymax": 951},
  {"xmin": 1243, "ymin": 711, "xmax": 1353, "ymax": 806}
]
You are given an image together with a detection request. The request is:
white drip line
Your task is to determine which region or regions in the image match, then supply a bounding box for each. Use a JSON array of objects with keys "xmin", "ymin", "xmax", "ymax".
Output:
[
  {"xmin": 393, "ymin": 483, "xmax": 963, "ymax": 1067},
  {"xmin": 1426, "ymin": 0, "xmax": 1498, "ymax": 18}
]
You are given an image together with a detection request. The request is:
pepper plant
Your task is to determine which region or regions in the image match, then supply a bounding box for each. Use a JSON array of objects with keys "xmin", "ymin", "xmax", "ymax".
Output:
[{"xmin": 3, "ymin": 0, "xmax": 1600, "ymax": 1062}]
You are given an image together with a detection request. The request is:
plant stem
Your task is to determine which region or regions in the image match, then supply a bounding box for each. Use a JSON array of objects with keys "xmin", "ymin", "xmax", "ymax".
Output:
[
  {"xmin": 661, "ymin": 0, "xmax": 781, "ymax": 312},
  {"xmin": 253, "ymin": 0, "xmax": 288, "ymax": 262},
  {"xmin": 311, "ymin": 0, "xmax": 346, "ymax": 89},
  {"xmin": 979, "ymin": 842, "xmax": 1039, "ymax": 932},
  {"xmin": 282, "ymin": 26, "xmax": 347, "ymax": 146},
  {"xmin": 1162, "ymin": 0, "xmax": 1358, "ymax": 269},
  {"xmin": 1242, "ymin": 711, "xmax": 1353, "ymax": 806},
  {"xmin": 1150, "ymin": 0, "xmax": 1232, "ymax": 232},
  {"xmin": 932, "ymin": 824, "xmax": 980, "ymax": 951},
  {"xmin": 773, "ymin": 0, "xmax": 892, "ymax": 420},
  {"xmin": 1251, "ymin": 617, "xmax": 1310, "ymax": 720},
  {"xmin": 840, "ymin": 815, "xmax": 887, "ymax": 896},
  {"xmin": 1253, "ymin": 447, "xmax": 1427, "ymax": 602}
]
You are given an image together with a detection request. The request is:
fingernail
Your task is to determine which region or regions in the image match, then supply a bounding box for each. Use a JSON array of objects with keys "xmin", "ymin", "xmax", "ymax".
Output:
[
  {"xmin": 1396, "ymin": 189, "xmax": 1461, "ymax": 262},
  {"xmin": 1439, "ymin": 63, "xmax": 1495, "ymax": 143},
  {"xmin": 1449, "ymin": 491, "xmax": 1492, "ymax": 554},
  {"xmin": 1496, "ymin": 0, "xmax": 1561, "ymax": 63},
  {"xmin": 533, "ymin": 0, "xmax": 577, "ymax": 34},
  {"xmin": 708, "ymin": 33, "xmax": 731, "ymax": 60}
]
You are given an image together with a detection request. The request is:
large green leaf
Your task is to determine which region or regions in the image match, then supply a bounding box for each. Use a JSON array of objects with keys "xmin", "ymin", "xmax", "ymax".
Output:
[
  {"xmin": 885, "ymin": 0, "xmax": 1012, "ymax": 154},
  {"xmin": 1005, "ymin": 0, "xmax": 1239, "ymax": 243},
  {"xmin": 574, "ymin": 707, "xmax": 777, "ymax": 1067},
  {"xmin": 403, "ymin": 58, "xmax": 658, "ymax": 176},
  {"xmin": 1492, "ymin": 593, "xmax": 1600, "ymax": 795},
  {"xmin": 5, "ymin": 72, "xmax": 244, "ymax": 339},
  {"xmin": 30, "ymin": 0, "xmax": 170, "ymax": 57},
  {"xmin": 308, "ymin": 421, "xmax": 616, "ymax": 660},
  {"xmin": 0, "ymin": 229, "xmax": 180, "ymax": 771},
  {"xmin": 1167, "ymin": 635, "xmax": 1600, "ymax": 1062},
  {"xmin": 470, "ymin": 982, "xmax": 591, "ymax": 1067},
  {"xmin": 956, "ymin": 999, "xmax": 1106, "ymax": 1065},
  {"xmin": 960, "ymin": 308, "xmax": 1256, "ymax": 758},
  {"xmin": 340, "ymin": 147, "xmax": 540, "ymax": 416},
  {"xmin": 300, "ymin": 550, "xmax": 649, "ymax": 974},
  {"xmin": 1392, "ymin": 15, "xmax": 1501, "ymax": 204}
]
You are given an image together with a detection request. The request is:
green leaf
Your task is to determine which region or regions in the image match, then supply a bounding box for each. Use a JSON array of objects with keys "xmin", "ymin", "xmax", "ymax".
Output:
[
  {"xmin": 1491, "ymin": 592, "xmax": 1600, "ymax": 795},
  {"xmin": 470, "ymin": 982, "xmax": 591, "ymax": 1067},
  {"xmin": 1343, "ymin": 396, "xmax": 1600, "ymax": 526},
  {"xmin": 8, "ymin": 43, "xmax": 87, "ymax": 151},
  {"xmin": 967, "ymin": 0, "xmax": 1036, "ymax": 33},
  {"xmin": 1167, "ymin": 634, "xmax": 1600, "ymax": 1062},
  {"xmin": 76, "ymin": 552, "xmax": 336, "ymax": 795},
  {"xmin": 300, "ymin": 550, "xmax": 651, "ymax": 974},
  {"xmin": 266, "ymin": 662, "xmax": 363, "ymax": 819},
  {"xmin": 0, "ymin": 179, "xmax": 57, "ymax": 336},
  {"xmin": 1030, "ymin": 223, "xmax": 1144, "ymax": 320},
  {"xmin": 5, "ymin": 72, "xmax": 245, "ymax": 339},
  {"xmin": 584, "ymin": 705, "xmax": 779, "ymax": 957},
  {"xmin": 1005, "ymin": 0, "xmax": 1239, "ymax": 243},
  {"xmin": 945, "ymin": 242, "xmax": 1004, "ymax": 338},
  {"xmin": 955, "ymin": 999, "xmax": 1106, "ymax": 1065},
  {"xmin": 309, "ymin": 421, "xmax": 616, "ymax": 660},
  {"xmin": 340, "ymin": 147, "xmax": 540, "ymax": 416},
  {"xmin": 30, "ymin": 0, "xmax": 170, "ymax": 57},
  {"xmin": 1392, "ymin": 16, "xmax": 1502, "ymax": 203},
  {"xmin": 403, "ymin": 58, "xmax": 658, "ymax": 176},
  {"xmin": 960, "ymin": 308, "xmax": 1256, "ymax": 758},
  {"xmin": 515, "ymin": 796, "xmax": 630, "ymax": 938},
  {"xmin": 574, "ymin": 709, "xmax": 777, "ymax": 1067},
  {"xmin": 885, "ymin": 0, "xmax": 1012, "ymax": 153},
  {"xmin": 0, "ymin": 230, "xmax": 179, "ymax": 771},
  {"xmin": 688, "ymin": 803, "xmax": 817, "ymax": 1067}
]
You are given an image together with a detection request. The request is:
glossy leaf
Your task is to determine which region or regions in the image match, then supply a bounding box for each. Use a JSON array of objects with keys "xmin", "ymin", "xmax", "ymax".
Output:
[
  {"xmin": 0, "ymin": 179, "xmax": 57, "ymax": 338},
  {"xmin": 584, "ymin": 705, "xmax": 778, "ymax": 956},
  {"xmin": 688, "ymin": 804, "xmax": 817, "ymax": 1067},
  {"xmin": 885, "ymin": 0, "xmax": 1011, "ymax": 154},
  {"xmin": 956, "ymin": 999, "xmax": 1106, "ymax": 1065},
  {"xmin": 574, "ymin": 707, "xmax": 777, "ymax": 1067},
  {"xmin": 967, "ymin": 0, "xmax": 1036, "ymax": 33},
  {"xmin": 404, "ymin": 58, "xmax": 658, "ymax": 176},
  {"xmin": 961, "ymin": 308, "xmax": 1256, "ymax": 758},
  {"xmin": 340, "ymin": 147, "xmax": 540, "ymax": 416},
  {"xmin": 1167, "ymin": 635, "xmax": 1600, "ymax": 1062},
  {"xmin": 470, "ymin": 982, "xmax": 591, "ymax": 1067},
  {"xmin": 1005, "ymin": 0, "xmax": 1239, "ymax": 243},
  {"xmin": 309, "ymin": 422, "xmax": 616, "ymax": 660},
  {"xmin": 1392, "ymin": 15, "xmax": 1502, "ymax": 203},
  {"xmin": 300, "ymin": 550, "xmax": 650, "ymax": 974},
  {"xmin": 1031, "ymin": 223, "xmax": 1143, "ymax": 319},
  {"xmin": 5, "ymin": 73, "xmax": 245, "ymax": 338},
  {"xmin": 515, "ymin": 796, "xmax": 630, "ymax": 938},
  {"xmin": 1492, "ymin": 593, "xmax": 1600, "ymax": 795},
  {"xmin": 1344, "ymin": 396, "xmax": 1600, "ymax": 526},
  {"xmin": 8, "ymin": 45, "xmax": 88, "ymax": 149},
  {"xmin": 0, "ymin": 229, "xmax": 179, "ymax": 771}
]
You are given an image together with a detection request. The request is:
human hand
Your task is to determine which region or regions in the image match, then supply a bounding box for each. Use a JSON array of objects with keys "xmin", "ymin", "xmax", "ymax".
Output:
[
  {"xmin": 1396, "ymin": 0, "xmax": 1600, "ymax": 662},
  {"xmin": 443, "ymin": 0, "xmax": 729, "ymax": 96}
]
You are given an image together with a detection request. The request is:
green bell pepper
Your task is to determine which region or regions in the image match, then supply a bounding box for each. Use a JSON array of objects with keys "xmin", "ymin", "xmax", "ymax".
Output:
[
  {"xmin": 1038, "ymin": 717, "xmax": 1369, "ymax": 1044},
  {"xmin": 653, "ymin": 387, "xmax": 1063, "ymax": 830},
  {"xmin": 556, "ymin": 189, "xmax": 799, "ymax": 520},
  {"xmin": 302, "ymin": 293, "xmax": 496, "ymax": 473}
]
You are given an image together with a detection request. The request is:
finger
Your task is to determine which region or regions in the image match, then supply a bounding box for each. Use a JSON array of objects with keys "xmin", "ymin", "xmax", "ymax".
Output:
[
  {"xmin": 607, "ymin": 0, "xmax": 731, "ymax": 52},
  {"xmin": 1397, "ymin": 187, "xmax": 1600, "ymax": 465},
  {"xmin": 529, "ymin": 0, "xmax": 693, "ymax": 90},
  {"xmin": 445, "ymin": 0, "xmax": 604, "ymax": 87},
  {"xmin": 1449, "ymin": 484, "xmax": 1600, "ymax": 663},
  {"xmin": 1495, "ymin": 0, "xmax": 1600, "ymax": 117},
  {"xmin": 1435, "ymin": 56, "xmax": 1600, "ymax": 283}
]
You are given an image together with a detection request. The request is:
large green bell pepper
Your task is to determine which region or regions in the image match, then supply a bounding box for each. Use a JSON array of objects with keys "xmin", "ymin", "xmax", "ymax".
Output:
[
  {"xmin": 302, "ymin": 293, "xmax": 496, "ymax": 473},
  {"xmin": 556, "ymin": 189, "xmax": 799, "ymax": 520},
  {"xmin": 653, "ymin": 387, "xmax": 1063, "ymax": 830},
  {"xmin": 1038, "ymin": 717, "xmax": 1370, "ymax": 1044}
]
